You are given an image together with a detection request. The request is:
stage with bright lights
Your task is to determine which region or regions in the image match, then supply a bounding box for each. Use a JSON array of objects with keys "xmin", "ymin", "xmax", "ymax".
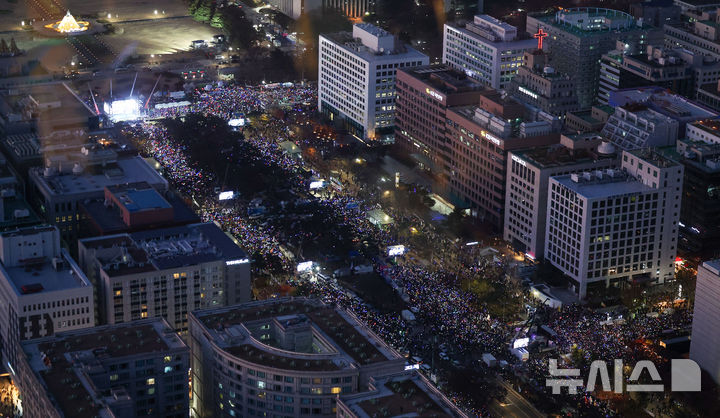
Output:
[{"xmin": 104, "ymin": 98, "xmax": 144, "ymax": 122}]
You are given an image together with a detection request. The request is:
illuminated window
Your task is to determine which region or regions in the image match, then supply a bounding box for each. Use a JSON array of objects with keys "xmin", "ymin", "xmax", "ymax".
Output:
[
  {"xmin": 163, "ymin": 356, "xmax": 172, "ymax": 363},
  {"xmin": 146, "ymin": 378, "xmax": 155, "ymax": 385},
  {"xmin": 164, "ymin": 366, "xmax": 173, "ymax": 373},
  {"xmin": 141, "ymin": 312, "xmax": 148, "ymax": 318},
  {"xmin": 114, "ymin": 290, "xmax": 122, "ymax": 296},
  {"xmin": 258, "ymin": 381, "xmax": 266, "ymax": 389},
  {"xmin": 148, "ymin": 387, "xmax": 155, "ymax": 395},
  {"xmin": 173, "ymin": 273, "xmax": 180, "ymax": 279},
  {"xmin": 330, "ymin": 387, "xmax": 341, "ymax": 394},
  {"xmin": 311, "ymin": 388, "xmax": 323, "ymax": 395},
  {"xmin": 110, "ymin": 374, "xmax": 118, "ymax": 381}
]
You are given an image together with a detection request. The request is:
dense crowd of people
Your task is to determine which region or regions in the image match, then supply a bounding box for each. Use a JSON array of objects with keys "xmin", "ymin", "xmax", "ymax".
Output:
[{"xmin": 126, "ymin": 81, "xmax": 694, "ymax": 417}]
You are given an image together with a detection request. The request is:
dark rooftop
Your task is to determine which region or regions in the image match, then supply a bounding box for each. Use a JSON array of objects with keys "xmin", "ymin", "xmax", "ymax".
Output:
[
  {"xmin": 514, "ymin": 145, "xmax": 615, "ymax": 169},
  {"xmin": 23, "ymin": 319, "xmax": 183, "ymax": 418},
  {"xmin": 80, "ymin": 191, "xmax": 198, "ymax": 236},
  {"xmin": 196, "ymin": 298, "xmax": 393, "ymax": 366},
  {"xmin": 79, "ymin": 223, "xmax": 247, "ymax": 277},
  {"xmin": 401, "ymin": 64, "xmax": 486, "ymax": 95}
]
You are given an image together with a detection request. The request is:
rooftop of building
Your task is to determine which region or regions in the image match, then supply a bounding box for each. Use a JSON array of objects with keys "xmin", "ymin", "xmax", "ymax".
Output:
[
  {"xmin": 340, "ymin": 372, "xmax": 464, "ymax": 418},
  {"xmin": 624, "ymin": 52, "xmax": 688, "ymax": 68},
  {"xmin": 617, "ymin": 104, "xmax": 677, "ymax": 125},
  {"xmin": 22, "ymin": 318, "xmax": 186, "ymax": 418},
  {"xmin": 80, "ymin": 190, "xmax": 198, "ymax": 236},
  {"xmin": 192, "ymin": 298, "xmax": 402, "ymax": 370},
  {"xmin": 0, "ymin": 225, "xmax": 91, "ymax": 297},
  {"xmin": 400, "ymin": 65, "xmax": 486, "ymax": 94},
  {"xmin": 0, "ymin": 192, "xmax": 42, "ymax": 231},
  {"xmin": 31, "ymin": 154, "xmax": 167, "ymax": 197},
  {"xmin": 320, "ymin": 30, "xmax": 426, "ymax": 61},
  {"xmin": 701, "ymin": 259, "xmax": 720, "ymax": 275},
  {"xmin": 626, "ymin": 148, "xmax": 682, "ymax": 168},
  {"xmin": 553, "ymin": 169, "xmax": 654, "ymax": 198},
  {"xmin": 79, "ymin": 222, "xmax": 247, "ymax": 277},
  {"xmin": 656, "ymin": 140, "xmax": 720, "ymax": 173},
  {"xmin": 690, "ymin": 118, "xmax": 720, "ymax": 136},
  {"xmin": 513, "ymin": 143, "xmax": 615, "ymax": 169},
  {"xmin": 109, "ymin": 185, "xmax": 171, "ymax": 212},
  {"xmin": 447, "ymin": 21, "xmax": 535, "ymax": 45},
  {"xmin": 3, "ymin": 251, "xmax": 90, "ymax": 297},
  {"xmin": 529, "ymin": 7, "xmax": 647, "ymax": 36},
  {"xmin": 611, "ymin": 87, "xmax": 717, "ymax": 120}
]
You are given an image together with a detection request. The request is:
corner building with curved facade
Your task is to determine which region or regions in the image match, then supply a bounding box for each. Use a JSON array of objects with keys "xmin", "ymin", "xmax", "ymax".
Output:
[{"xmin": 189, "ymin": 298, "xmax": 406, "ymax": 418}]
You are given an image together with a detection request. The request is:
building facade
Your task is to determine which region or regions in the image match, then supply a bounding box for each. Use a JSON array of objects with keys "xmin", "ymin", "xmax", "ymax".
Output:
[
  {"xmin": 506, "ymin": 50, "xmax": 580, "ymax": 116},
  {"xmin": 443, "ymin": 15, "xmax": 536, "ymax": 90},
  {"xmin": 0, "ymin": 225, "xmax": 94, "ymax": 370},
  {"xmin": 318, "ymin": 23, "xmax": 428, "ymax": 142},
  {"xmin": 690, "ymin": 260, "xmax": 720, "ymax": 384},
  {"xmin": 664, "ymin": 15, "xmax": 720, "ymax": 61},
  {"xmin": 78, "ymin": 223, "xmax": 251, "ymax": 333},
  {"xmin": 657, "ymin": 138, "xmax": 720, "ymax": 257},
  {"xmin": 17, "ymin": 318, "xmax": 189, "ymax": 418},
  {"xmin": 545, "ymin": 150, "xmax": 683, "ymax": 298},
  {"xmin": 324, "ymin": 0, "xmax": 375, "ymax": 18},
  {"xmin": 267, "ymin": 0, "xmax": 322, "ymax": 19},
  {"xmin": 445, "ymin": 92, "xmax": 560, "ymax": 227},
  {"xmin": 527, "ymin": 8, "xmax": 662, "ymax": 109},
  {"xmin": 189, "ymin": 298, "xmax": 406, "ymax": 418},
  {"xmin": 394, "ymin": 64, "xmax": 486, "ymax": 174},
  {"xmin": 504, "ymin": 136, "xmax": 617, "ymax": 260}
]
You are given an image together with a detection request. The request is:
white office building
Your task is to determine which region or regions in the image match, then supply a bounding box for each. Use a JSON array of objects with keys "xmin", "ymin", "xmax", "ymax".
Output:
[
  {"xmin": 78, "ymin": 223, "xmax": 251, "ymax": 333},
  {"xmin": 318, "ymin": 23, "xmax": 428, "ymax": 142},
  {"xmin": 267, "ymin": 0, "xmax": 322, "ymax": 19},
  {"xmin": 0, "ymin": 225, "xmax": 94, "ymax": 371},
  {"xmin": 504, "ymin": 135, "xmax": 617, "ymax": 260},
  {"xmin": 545, "ymin": 149, "xmax": 683, "ymax": 299},
  {"xmin": 443, "ymin": 15, "xmax": 537, "ymax": 90},
  {"xmin": 690, "ymin": 259, "xmax": 720, "ymax": 384}
]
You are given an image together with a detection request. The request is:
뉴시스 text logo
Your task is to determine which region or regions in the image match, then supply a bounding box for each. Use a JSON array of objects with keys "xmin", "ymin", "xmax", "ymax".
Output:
[{"xmin": 546, "ymin": 359, "xmax": 701, "ymax": 394}]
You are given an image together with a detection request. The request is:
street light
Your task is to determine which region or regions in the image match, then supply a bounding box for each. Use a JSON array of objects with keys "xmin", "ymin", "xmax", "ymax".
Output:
[
  {"xmin": 107, "ymin": 13, "xmax": 112, "ymax": 19},
  {"xmin": 154, "ymin": 10, "xmax": 158, "ymax": 15}
]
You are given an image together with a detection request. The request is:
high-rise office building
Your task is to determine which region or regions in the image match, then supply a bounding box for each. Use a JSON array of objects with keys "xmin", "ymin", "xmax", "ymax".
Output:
[
  {"xmin": 17, "ymin": 318, "xmax": 189, "ymax": 418},
  {"xmin": 0, "ymin": 225, "xmax": 94, "ymax": 370},
  {"xmin": 656, "ymin": 137, "xmax": 720, "ymax": 257},
  {"xmin": 504, "ymin": 135, "xmax": 617, "ymax": 260},
  {"xmin": 545, "ymin": 149, "xmax": 683, "ymax": 299},
  {"xmin": 443, "ymin": 15, "xmax": 536, "ymax": 89},
  {"xmin": 189, "ymin": 298, "xmax": 406, "ymax": 418},
  {"xmin": 318, "ymin": 23, "xmax": 428, "ymax": 142},
  {"xmin": 395, "ymin": 64, "xmax": 486, "ymax": 175},
  {"xmin": 445, "ymin": 91, "xmax": 561, "ymax": 226},
  {"xmin": 78, "ymin": 223, "xmax": 251, "ymax": 333},
  {"xmin": 690, "ymin": 259, "xmax": 720, "ymax": 383},
  {"xmin": 526, "ymin": 7, "xmax": 662, "ymax": 108}
]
